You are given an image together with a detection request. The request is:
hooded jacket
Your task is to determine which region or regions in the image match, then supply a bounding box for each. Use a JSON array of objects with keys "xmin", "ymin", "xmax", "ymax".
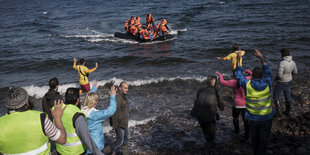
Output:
[
  {"xmin": 235, "ymin": 65, "xmax": 274, "ymax": 121},
  {"xmin": 42, "ymin": 89, "xmax": 63, "ymax": 121},
  {"xmin": 276, "ymin": 56, "xmax": 297, "ymax": 82}
]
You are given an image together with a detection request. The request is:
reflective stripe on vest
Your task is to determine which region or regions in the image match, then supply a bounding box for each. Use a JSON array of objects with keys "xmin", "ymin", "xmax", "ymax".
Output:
[
  {"xmin": 62, "ymin": 141, "xmax": 82, "ymax": 147},
  {"xmin": 54, "ymin": 104, "xmax": 86, "ymax": 154},
  {"xmin": 3, "ymin": 142, "xmax": 49, "ymax": 155},
  {"xmin": 245, "ymin": 80, "xmax": 272, "ymax": 116},
  {"xmin": 245, "ymin": 95, "xmax": 271, "ymax": 103}
]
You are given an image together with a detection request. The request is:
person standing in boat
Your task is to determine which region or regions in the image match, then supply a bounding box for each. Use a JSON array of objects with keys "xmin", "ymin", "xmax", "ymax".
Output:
[
  {"xmin": 145, "ymin": 14, "xmax": 154, "ymax": 29},
  {"xmin": 73, "ymin": 58, "xmax": 98, "ymax": 93}
]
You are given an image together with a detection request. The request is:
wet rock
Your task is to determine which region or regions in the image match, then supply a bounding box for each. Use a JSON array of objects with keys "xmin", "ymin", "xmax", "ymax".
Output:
[
  {"xmin": 293, "ymin": 130, "xmax": 299, "ymax": 136},
  {"xmin": 288, "ymin": 122, "xmax": 296, "ymax": 129},
  {"xmin": 182, "ymin": 137, "xmax": 198, "ymax": 149},
  {"xmin": 279, "ymin": 147, "xmax": 291, "ymax": 154},
  {"xmin": 295, "ymin": 147, "xmax": 308, "ymax": 155},
  {"xmin": 292, "ymin": 87, "xmax": 302, "ymax": 96}
]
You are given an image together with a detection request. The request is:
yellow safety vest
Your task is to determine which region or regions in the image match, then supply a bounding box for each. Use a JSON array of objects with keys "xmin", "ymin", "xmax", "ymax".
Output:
[
  {"xmin": 54, "ymin": 104, "xmax": 86, "ymax": 155},
  {"xmin": 245, "ymin": 80, "xmax": 272, "ymax": 116},
  {"xmin": 0, "ymin": 111, "xmax": 50, "ymax": 155}
]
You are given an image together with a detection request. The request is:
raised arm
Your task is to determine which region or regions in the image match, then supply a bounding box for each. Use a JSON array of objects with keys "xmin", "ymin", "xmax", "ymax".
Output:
[
  {"xmin": 216, "ymin": 72, "xmax": 236, "ymax": 87},
  {"xmin": 217, "ymin": 53, "xmax": 232, "ymax": 61},
  {"xmin": 50, "ymin": 100, "xmax": 67, "ymax": 144},
  {"xmin": 90, "ymin": 86, "xmax": 117, "ymax": 121},
  {"xmin": 235, "ymin": 51, "xmax": 249, "ymax": 89},
  {"xmin": 73, "ymin": 58, "xmax": 77, "ymax": 70},
  {"xmin": 255, "ymin": 49, "xmax": 272, "ymax": 86},
  {"xmin": 254, "ymin": 49, "xmax": 267, "ymax": 65},
  {"xmin": 88, "ymin": 63, "xmax": 98, "ymax": 73}
]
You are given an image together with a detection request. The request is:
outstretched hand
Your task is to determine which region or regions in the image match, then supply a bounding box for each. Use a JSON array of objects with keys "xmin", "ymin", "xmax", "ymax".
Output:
[
  {"xmin": 51, "ymin": 100, "xmax": 66, "ymax": 120},
  {"xmin": 254, "ymin": 49, "xmax": 263, "ymax": 59},
  {"xmin": 73, "ymin": 58, "xmax": 77, "ymax": 63},
  {"xmin": 254, "ymin": 49, "xmax": 267, "ymax": 65},
  {"xmin": 217, "ymin": 57, "xmax": 222, "ymax": 60},
  {"xmin": 95, "ymin": 63, "xmax": 98, "ymax": 68},
  {"xmin": 109, "ymin": 86, "xmax": 116, "ymax": 96}
]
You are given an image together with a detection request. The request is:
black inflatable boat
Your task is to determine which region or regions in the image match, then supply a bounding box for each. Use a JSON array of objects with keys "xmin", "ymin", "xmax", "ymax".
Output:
[{"xmin": 114, "ymin": 32, "xmax": 174, "ymax": 43}]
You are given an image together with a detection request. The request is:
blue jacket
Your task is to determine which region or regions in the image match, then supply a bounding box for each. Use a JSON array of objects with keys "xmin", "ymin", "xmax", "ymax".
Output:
[
  {"xmin": 81, "ymin": 86, "xmax": 117, "ymax": 153},
  {"xmin": 235, "ymin": 65, "xmax": 274, "ymax": 121}
]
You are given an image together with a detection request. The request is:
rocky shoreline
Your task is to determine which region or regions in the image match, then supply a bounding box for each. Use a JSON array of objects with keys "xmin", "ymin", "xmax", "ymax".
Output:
[{"xmin": 105, "ymin": 70, "xmax": 310, "ymax": 155}]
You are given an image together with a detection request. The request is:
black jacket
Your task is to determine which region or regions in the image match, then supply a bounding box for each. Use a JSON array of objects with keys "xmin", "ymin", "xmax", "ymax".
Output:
[
  {"xmin": 191, "ymin": 85, "xmax": 224, "ymax": 122},
  {"xmin": 42, "ymin": 89, "xmax": 63, "ymax": 121},
  {"xmin": 110, "ymin": 91, "xmax": 129, "ymax": 129}
]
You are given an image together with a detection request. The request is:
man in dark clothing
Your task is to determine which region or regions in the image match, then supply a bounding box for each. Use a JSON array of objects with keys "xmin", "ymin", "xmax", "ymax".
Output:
[
  {"xmin": 42, "ymin": 77, "xmax": 63, "ymax": 121},
  {"xmin": 104, "ymin": 81, "xmax": 129, "ymax": 155},
  {"xmin": 191, "ymin": 76, "xmax": 224, "ymax": 155}
]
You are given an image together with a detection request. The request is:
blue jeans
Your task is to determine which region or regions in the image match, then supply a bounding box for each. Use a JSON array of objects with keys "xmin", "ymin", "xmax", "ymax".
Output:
[
  {"xmin": 111, "ymin": 127, "xmax": 130, "ymax": 151},
  {"xmin": 249, "ymin": 119, "xmax": 272, "ymax": 155},
  {"xmin": 273, "ymin": 81, "xmax": 291, "ymax": 103}
]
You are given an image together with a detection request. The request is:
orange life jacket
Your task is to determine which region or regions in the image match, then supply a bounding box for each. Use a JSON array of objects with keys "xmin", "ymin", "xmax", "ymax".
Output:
[
  {"xmin": 143, "ymin": 30, "xmax": 150, "ymax": 40},
  {"xmin": 146, "ymin": 14, "xmax": 154, "ymax": 24}
]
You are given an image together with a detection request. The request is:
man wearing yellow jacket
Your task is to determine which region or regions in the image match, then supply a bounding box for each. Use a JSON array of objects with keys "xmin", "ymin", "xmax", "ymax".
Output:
[
  {"xmin": 217, "ymin": 44, "xmax": 245, "ymax": 71},
  {"xmin": 0, "ymin": 87, "xmax": 67, "ymax": 155},
  {"xmin": 235, "ymin": 49, "xmax": 274, "ymax": 155},
  {"xmin": 73, "ymin": 58, "xmax": 98, "ymax": 93}
]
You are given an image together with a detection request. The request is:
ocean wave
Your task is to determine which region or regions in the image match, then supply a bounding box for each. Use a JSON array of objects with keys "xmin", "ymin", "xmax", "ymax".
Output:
[
  {"xmin": 22, "ymin": 76, "xmax": 210, "ymax": 98},
  {"xmin": 102, "ymin": 116, "xmax": 157, "ymax": 133}
]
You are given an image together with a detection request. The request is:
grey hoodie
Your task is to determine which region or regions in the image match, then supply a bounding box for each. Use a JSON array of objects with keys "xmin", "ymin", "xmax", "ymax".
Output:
[{"xmin": 276, "ymin": 56, "xmax": 297, "ymax": 82}]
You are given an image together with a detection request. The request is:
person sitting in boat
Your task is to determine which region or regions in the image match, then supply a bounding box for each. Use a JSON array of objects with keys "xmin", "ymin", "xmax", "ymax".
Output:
[
  {"xmin": 134, "ymin": 17, "xmax": 141, "ymax": 28},
  {"xmin": 156, "ymin": 19, "xmax": 169, "ymax": 36},
  {"xmin": 146, "ymin": 14, "xmax": 154, "ymax": 29},
  {"xmin": 124, "ymin": 16, "xmax": 134, "ymax": 33}
]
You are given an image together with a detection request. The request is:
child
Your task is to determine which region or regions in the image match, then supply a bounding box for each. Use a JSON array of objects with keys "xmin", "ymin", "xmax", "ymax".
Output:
[
  {"xmin": 217, "ymin": 44, "xmax": 245, "ymax": 70},
  {"xmin": 81, "ymin": 86, "xmax": 117, "ymax": 154}
]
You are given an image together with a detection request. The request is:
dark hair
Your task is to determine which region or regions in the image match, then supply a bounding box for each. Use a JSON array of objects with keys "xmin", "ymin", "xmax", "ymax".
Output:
[
  {"xmin": 252, "ymin": 67, "xmax": 263, "ymax": 79},
  {"xmin": 207, "ymin": 75, "xmax": 217, "ymax": 85},
  {"xmin": 65, "ymin": 88, "xmax": 80, "ymax": 106},
  {"xmin": 80, "ymin": 58, "xmax": 85, "ymax": 65},
  {"xmin": 280, "ymin": 48, "xmax": 290, "ymax": 57},
  {"xmin": 49, "ymin": 77, "xmax": 59, "ymax": 89},
  {"xmin": 119, "ymin": 81, "xmax": 127, "ymax": 88},
  {"xmin": 232, "ymin": 44, "xmax": 239, "ymax": 51}
]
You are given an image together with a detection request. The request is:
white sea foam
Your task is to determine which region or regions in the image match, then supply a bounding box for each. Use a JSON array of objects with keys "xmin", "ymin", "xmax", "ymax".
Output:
[
  {"xmin": 22, "ymin": 76, "xmax": 209, "ymax": 98},
  {"xmin": 102, "ymin": 116, "xmax": 157, "ymax": 133}
]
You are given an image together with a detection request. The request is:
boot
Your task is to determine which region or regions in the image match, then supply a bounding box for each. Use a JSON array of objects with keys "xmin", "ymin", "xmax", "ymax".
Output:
[
  {"xmin": 121, "ymin": 145, "xmax": 128, "ymax": 155},
  {"xmin": 283, "ymin": 101, "xmax": 291, "ymax": 116},
  {"xmin": 103, "ymin": 145, "xmax": 112, "ymax": 155},
  {"xmin": 274, "ymin": 101, "xmax": 282, "ymax": 116}
]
